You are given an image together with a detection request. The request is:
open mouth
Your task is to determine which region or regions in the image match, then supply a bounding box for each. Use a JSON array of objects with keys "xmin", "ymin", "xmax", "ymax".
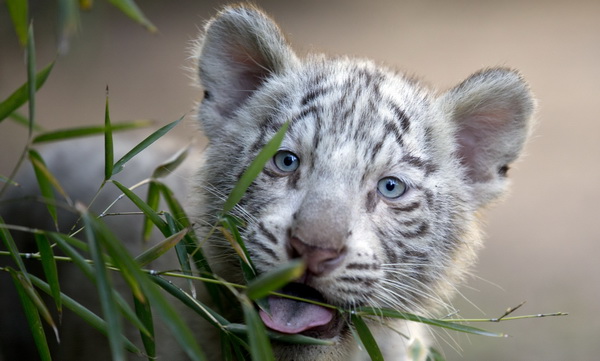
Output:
[{"xmin": 258, "ymin": 283, "xmax": 345, "ymax": 339}]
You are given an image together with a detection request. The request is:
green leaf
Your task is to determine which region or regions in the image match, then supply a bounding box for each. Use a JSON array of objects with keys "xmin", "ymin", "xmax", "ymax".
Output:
[
  {"xmin": 356, "ymin": 307, "xmax": 505, "ymax": 337},
  {"xmin": 0, "ymin": 175, "xmax": 19, "ymax": 186},
  {"xmin": 32, "ymin": 120, "xmax": 153, "ymax": 143},
  {"xmin": 9, "ymin": 269, "xmax": 52, "ymax": 361},
  {"xmin": 112, "ymin": 180, "xmax": 169, "ymax": 235},
  {"xmin": 0, "ymin": 61, "xmax": 54, "ymax": 123},
  {"xmin": 0, "ymin": 216, "xmax": 30, "ymax": 276},
  {"xmin": 220, "ymin": 214, "xmax": 256, "ymax": 280},
  {"xmin": 6, "ymin": 0, "xmax": 28, "ymax": 46},
  {"xmin": 224, "ymin": 323, "xmax": 334, "ymax": 346},
  {"xmin": 57, "ymin": 0, "xmax": 80, "ymax": 52},
  {"xmin": 242, "ymin": 298, "xmax": 275, "ymax": 361},
  {"xmin": 26, "ymin": 23, "xmax": 37, "ymax": 136},
  {"xmin": 152, "ymin": 275, "xmax": 229, "ymax": 328},
  {"xmin": 30, "ymin": 274, "xmax": 142, "ymax": 354},
  {"xmin": 28, "ymin": 150, "xmax": 63, "ymax": 228},
  {"xmin": 34, "ymin": 233, "xmax": 62, "ymax": 316},
  {"xmin": 351, "ymin": 314, "xmax": 384, "ymax": 361},
  {"xmin": 81, "ymin": 208, "xmax": 126, "ymax": 361},
  {"xmin": 108, "ymin": 0, "xmax": 157, "ymax": 33},
  {"xmin": 9, "ymin": 111, "xmax": 45, "ymax": 131},
  {"xmin": 112, "ymin": 116, "xmax": 182, "ymax": 175},
  {"xmin": 223, "ymin": 122, "xmax": 289, "ymax": 213},
  {"xmin": 426, "ymin": 346, "xmax": 446, "ymax": 361},
  {"xmin": 151, "ymin": 144, "xmax": 190, "ymax": 179},
  {"xmin": 134, "ymin": 296, "xmax": 156, "ymax": 360},
  {"xmin": 80, "ymin": 206, "xmax": 205, "ymax": 360},
  {"xmin": 142, "ymin": 181, "xmax": 160, "ymax": 241},
  {"xmin": 135, "ymin": 227, "xmax": 189, "ymax": 267},
  {"xmin": 246, "ymin": 259, "xmax": 305, "ymax": 301},
  {"xmin": 104, "ymin": 91, "xmax": 114, "ymax": 180}
]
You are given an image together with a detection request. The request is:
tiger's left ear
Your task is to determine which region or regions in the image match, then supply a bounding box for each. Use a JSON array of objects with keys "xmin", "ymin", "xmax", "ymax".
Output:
[{"xmin": 439, "ymin": 68, "xmax": 536, "ymax": 207}]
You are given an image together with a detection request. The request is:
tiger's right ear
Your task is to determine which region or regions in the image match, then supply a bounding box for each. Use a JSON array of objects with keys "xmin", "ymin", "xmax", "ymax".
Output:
[{"xmin": 195, "ymin": 5, "xmax": 298, "ymax": 136}]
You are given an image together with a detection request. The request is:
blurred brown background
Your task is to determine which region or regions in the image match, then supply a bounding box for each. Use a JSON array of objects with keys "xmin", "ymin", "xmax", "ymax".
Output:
[{"xmin": 1, "ymin": 1, "xmax": 598, "ymax": 360}]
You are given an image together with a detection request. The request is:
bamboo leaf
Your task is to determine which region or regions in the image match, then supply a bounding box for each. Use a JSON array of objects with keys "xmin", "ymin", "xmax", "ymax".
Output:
[
  {"xmin": 242, "ymin": 298, "xmax": 275, "ymax": 361},
  {"xmin": 134, "ymin": 296, "xmax": 156, "ymax": 360},
  {"xmin": 0, "ymin": 175, "xmax": 19, "ymax": 186},
  {"xmin": 224, "ymin": 323, "xmax": 334, "ymax": 346},
  {"xmin": 26, "ymin": 23, "xmax": 36, "ymax": 136},
  {"xmin": 6, "ymin": 0, "xmax": 28, "ymax": 46},
  {"xmin": 29, "ymin": 148, "xmax": 69, "ymax": 199},
  {"xmin": 135, "ymin": 227, "xmax": 189, "ymax": 267},
  {"xmin": 142, "ymin": 181, "xmax": 160, "ymax": 241},
  {"xmin": 104, "ymin": 90, "xmax": 114, "ymax": 180},
  {"xmin": 246, "ymin": 260, "xmax": 305, "ymax": 301},
  {"xmin": 28, "ymin": 150, "xmax": 59, "ymax": 228},
  {"xmin": 81, "ymin": 207, "xmax": 126, "ymax": 361},
  {"xmin": 57, "ymin": 0, "xmax": 80, "ymax": 53},
  {"xmin": 223, "ymin": 122, "xmax": 288, "ymax": 213},
  {"xmin": 108, "ymin": 0, "xmax": 157, "ymax": 33},
  {"xmin": 34, "ymin": 233, "xmax": 62, "ymax": 316},
  {"xmin": 0, "ymin": 61, "xmax": 54, "ymax": 122},
  {"xmin": 0, "ymin": 216, "xmax": 30, "ymax": 276},
  {"xmin": 30, "ymin": 274, "xmax": 142, "ymax": 354},
  {"xmin": 32, "ymin": 120, "xmax": 153, "ymax": 143},
  {"xmin": 112, "ymin": 116, "xmax": 182, "ymax": 175},
  {"xmin": 152, "ymin": 275, "xmax": 229, "ymax": 328},
  {"xmin": 9, "ymin": 269, "xmax": 52, "ymax": 361},
  {"xmin": 112, "ymin": 180, "xmax": 169, "ymax": 235},
  {"xmin": 351, "ymin": 314, "xmax": 384, "ymax": 361},
  {"xmin": 356, "ymin": 307, "xmax": 505, "ymax": 337},
  {"xmin": 9, "ymin": 111, "xmax": 45, "ymax": 131},
  {"xmin": 151, "ymin": 144, "xmax": 190, "ymax": 179},
  {"xmin": 220, "ymin": 214, "xmax": 256, "ymax": 280}
]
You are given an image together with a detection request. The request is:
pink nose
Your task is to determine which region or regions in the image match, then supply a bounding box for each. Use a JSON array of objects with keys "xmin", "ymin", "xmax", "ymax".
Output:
[{"xmin": 289, "ymin": 237, "xmax": 346, "ymax": 276}]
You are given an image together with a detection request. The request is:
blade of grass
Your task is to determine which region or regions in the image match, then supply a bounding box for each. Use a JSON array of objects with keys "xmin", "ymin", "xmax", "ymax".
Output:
[
  {"xmin": 32, "ymin": 120, "xmax": 153, "ymax": 143},
  {"xmin": 246, "ymin": 259, "xmax": 305, "ymax": 301},
  {"xmin": 81, "ymin": 206, "xmax": 126, "ymax": 361},
  {"xmin": 242, "ymin": 297, "xmax": 275, "ymax": 361},
  {"xmin": 356, "ymin": 307, "xmax": 505, "ymax": 338},
  {"xmin": 112, "ymin": 180, "xmax": 168, "ymax": 235},
  {"xmin": 6, "ymin": 0, "xmax": 28, "ymax": 46},
  {"xmin": 151, "ymin": 144, "xmax": 190, "ymax": 179},
  {"xmin": 134, "ymin": 296, "xmax": 156, "ymax": 360},
  {"xmin": 108, "ymin": 0, "xmax": 157, "ymax": 33},
  {"xmin": 48, "ymin": 231, "xmax": 152, "ymax": 338},
  {"xmin": 9, "ymin": 111, "xmax": 45, "ymax": 131},
  {"xmin": 34, "ymin": 233, "xmax": 62, "ymax": 316},
  {"xmin": 30, "ymin": 274, "xmax": 142, "ymax": 354},
  {"xmin": 0, "ymin": 175, "xmax": 19, "ymax": 186},
  {"xmin": 224, "ymin": 324, "xmax": 334, "ymax": 346},
  {"xmin": 0, "ymin": 216, "xmax": 31, "ymax": 276},
  {"xmin": 142, "ymin": 181, "xmax": 160, "ymax": 241},
  {"xmin": 79, "ymin": 206, "xmax": 206, "ymax": 360},
  {"xmin": 57, "ymin": 0, "xmax": 80, "ymax": 53},
  {"xmin": 26, "ymin": 23, "xmax": 36, "ymax": 136},
  {"xmin": 220, "ymin": 214, "xmax": 255, "ymax": 280},
  {"xmin": 351, "ymin": 314, "xmax": 384, "ymax": 361},
  {"xmin": 0, "ymin": 61, "xmax": 54, "ymax": 122},
  {"xmin": 112, "ymin": 116, "xmax": 182, "ymax": 175},
  {"xmin": 222, "ymin": 122, "xmax": 288, "ymax": 213},
  {"xmin": 104, "ymin": 89, "xmax": 114, "ymax": 180},
  {"xmin": 135, "ymin": 227, "xmax": 189, "ymax": 267},
  {"xmin": 8, "ymin": 269, "xmax": 52, "ymax": 361},
  {"xmin": 29, "ymin": 149, "xmax": 62, "ymax": 229}
]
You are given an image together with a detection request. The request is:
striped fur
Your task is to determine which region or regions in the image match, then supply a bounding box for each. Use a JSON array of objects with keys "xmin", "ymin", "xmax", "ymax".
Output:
[{"xmin": 191, "ymin": 5, "xmax": 535, "ymax": 361}]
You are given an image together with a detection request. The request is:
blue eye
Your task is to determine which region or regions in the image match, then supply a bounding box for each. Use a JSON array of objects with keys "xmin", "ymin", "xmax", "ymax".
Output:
[
  {"xmin": 273, "ymin": 151, "xmax": 300, "ymax": 172},
  {"xmin": 377, "ymin": 177, "xmax": 407, "ymax": 199}
]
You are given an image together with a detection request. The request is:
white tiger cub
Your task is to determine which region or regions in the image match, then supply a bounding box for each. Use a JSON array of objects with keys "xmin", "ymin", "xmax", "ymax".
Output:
[
  {"xmin": 191, "ymin": 4, "xmax": 534, "ymax": 361},
  {"xmin": 0, "ymin": 4, "xmax": 535, "ymax": 361}
]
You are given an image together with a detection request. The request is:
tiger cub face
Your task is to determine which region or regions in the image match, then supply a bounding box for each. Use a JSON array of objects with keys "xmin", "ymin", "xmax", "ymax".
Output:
[{"xmin": 192, "ymin": 5, "xmax": 534, "ymax": 360}]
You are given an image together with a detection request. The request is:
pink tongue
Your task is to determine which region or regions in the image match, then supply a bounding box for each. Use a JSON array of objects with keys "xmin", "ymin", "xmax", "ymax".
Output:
[{"xmin": 259, "ymin": 295, "xmax": 334, "ymax": 334}]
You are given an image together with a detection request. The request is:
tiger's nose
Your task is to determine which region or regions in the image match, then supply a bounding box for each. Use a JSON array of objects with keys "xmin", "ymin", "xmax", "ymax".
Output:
[{"xmin": 289, "ymin": 236, "xmax": 346, "ymax": 276}]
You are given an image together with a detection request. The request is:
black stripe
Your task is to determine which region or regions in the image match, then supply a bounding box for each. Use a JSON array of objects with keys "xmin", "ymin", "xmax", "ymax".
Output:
[
  {"xmin": 400, "ymin": 222, "xmax": 429, "ymax": 238},
  {"xmin": 258, "ymin": 222, "xmax": 279, "ymax": 245}
]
